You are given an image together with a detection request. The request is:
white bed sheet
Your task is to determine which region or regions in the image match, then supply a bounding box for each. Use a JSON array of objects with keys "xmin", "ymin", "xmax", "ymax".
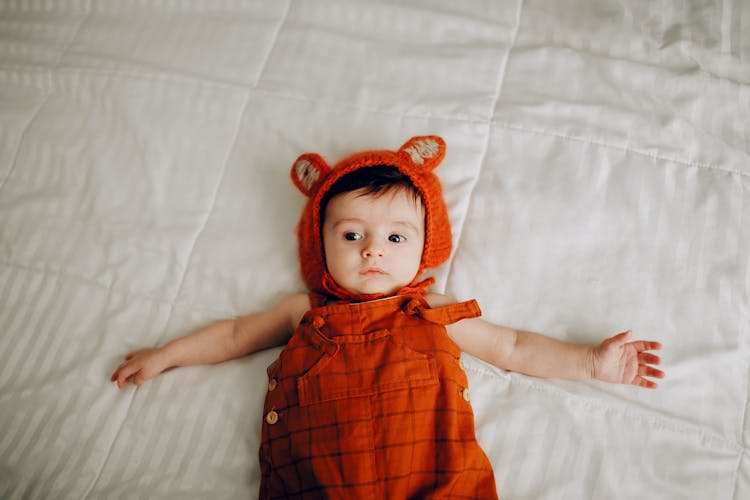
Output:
[{"xmin": 1, "ymin": 1, "xmax": 748, "ymax": 499}]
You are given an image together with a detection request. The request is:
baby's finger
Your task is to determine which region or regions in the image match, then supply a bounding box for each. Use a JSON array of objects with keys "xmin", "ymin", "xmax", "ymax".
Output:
[
  {"xmin": 628, "ymin": 340, "xmax": 662, "ymax": 352},
  {"xmin": 638, "ymin": 365, "xmax": 665, "ymax": 379},
  {"xmin": 116, "ymin": 364, "xmax": 140, "ymax": 389},
  {"xmin": 610, "ymin": 330, "xmax": 632, "ymax": 345},
  {"xmin": 633, "ymin": 376, "xmax": 659, "ymax": 389},
  {"xmin": 120, "ymin": 373, "xmax": 137, "ymax": 389},
  {"xmin": 111, "ymin": 362, "xmax": 129, "ymax": 382},
  {"xmin": 645, "ymin": 341, "xmax": 662, "ymax": 351},
  {"xmin": 638, "ymin": 352, "xmax": 661, "ymax": 365}
]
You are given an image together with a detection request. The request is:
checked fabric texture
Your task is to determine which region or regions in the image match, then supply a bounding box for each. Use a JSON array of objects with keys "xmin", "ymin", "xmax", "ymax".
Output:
[{"xmin": 259, "ymin": 293, "xmax": 498, "ymax": 499}]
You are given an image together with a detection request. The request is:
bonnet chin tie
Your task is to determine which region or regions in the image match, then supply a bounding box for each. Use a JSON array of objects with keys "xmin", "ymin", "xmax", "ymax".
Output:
[{"xmin": 320, "ymin": 274, "xmax": 436, "ymax": 303}]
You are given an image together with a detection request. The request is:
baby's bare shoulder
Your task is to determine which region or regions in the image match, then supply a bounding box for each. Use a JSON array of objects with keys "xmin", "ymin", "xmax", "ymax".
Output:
[
  {"xmin": 423, "ymin": 292, "xmax": 457, "ymax": 308},
  {"xmin": 278, "ymin": 292, "xmax": 312, "ymax": 329}
]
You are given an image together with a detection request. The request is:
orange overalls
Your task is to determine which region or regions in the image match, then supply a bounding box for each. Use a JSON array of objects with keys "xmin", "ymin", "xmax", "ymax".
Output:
[{"xmin": 259, "ymin": 293, "xmax": 498, "ymax": 499}]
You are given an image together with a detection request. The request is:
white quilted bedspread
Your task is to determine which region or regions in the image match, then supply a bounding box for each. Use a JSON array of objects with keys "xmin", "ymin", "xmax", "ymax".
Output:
[{"xmin": 1, "ymin": 1, "xmax": 748, "ymax": 499}]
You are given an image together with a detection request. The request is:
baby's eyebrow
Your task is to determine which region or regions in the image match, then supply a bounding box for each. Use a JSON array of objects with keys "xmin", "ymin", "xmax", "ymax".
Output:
[
  {"xmin": 391, "ymin": 220, "xmax": 421, "ymax": 233},
  {"xmin": 331, "ymin": 218, "xmax": 421, "ymax": 233},
  {"xmin": 331, "ymin": 218, "xmax": 365, "ymax": 228}
]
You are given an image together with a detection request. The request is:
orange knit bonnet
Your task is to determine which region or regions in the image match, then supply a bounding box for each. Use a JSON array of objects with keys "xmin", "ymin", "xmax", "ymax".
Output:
[{"xmin": 291, "ymin": 135, "xmax": 452, "ymax": 301}]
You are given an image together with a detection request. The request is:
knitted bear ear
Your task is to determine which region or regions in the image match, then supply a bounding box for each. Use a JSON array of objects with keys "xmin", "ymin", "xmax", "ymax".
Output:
[
  {"xmin": 291, "ymin": 153, "xmax": 331, "ymax": 197},
  {"xmin": 397, "ymin": 135, "xmax": 446, "ymax": 171}
]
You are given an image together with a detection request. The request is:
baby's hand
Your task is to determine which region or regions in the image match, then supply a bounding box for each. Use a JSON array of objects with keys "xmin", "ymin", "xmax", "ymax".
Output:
[
  {"xmin": 110, "ymin": 348, "xmax": 169, "ymax": 389},
  {"xmin": 592, "ymin": 331, "xmax": 664, "ymax": 389}
]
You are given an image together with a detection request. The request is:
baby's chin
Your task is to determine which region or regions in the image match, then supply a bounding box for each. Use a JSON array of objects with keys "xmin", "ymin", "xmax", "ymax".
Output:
[
  {"xmin": 349, "ymin": 285, "xmax": 397, "ymax": 297},
  {"xmin": 345, "ymin": 280, "xmax": 406, "ymax": 297}
]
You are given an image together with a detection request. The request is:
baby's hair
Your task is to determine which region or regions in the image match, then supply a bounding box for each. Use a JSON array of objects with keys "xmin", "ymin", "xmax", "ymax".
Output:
[{"xmin": 320, "ymin": 165, "xmax": 422, "ymax": 215}]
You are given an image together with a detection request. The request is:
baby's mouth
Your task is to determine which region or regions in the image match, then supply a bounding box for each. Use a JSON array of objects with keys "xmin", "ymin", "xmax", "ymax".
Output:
[{"xmin": 360, "ymin": 267, "xmax": 386, "ymax": 276}]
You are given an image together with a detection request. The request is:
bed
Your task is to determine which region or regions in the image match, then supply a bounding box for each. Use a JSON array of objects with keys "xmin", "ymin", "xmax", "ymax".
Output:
[{"xmin": 1, "ymin": 1, "xmax": 747, "ymax": 498}]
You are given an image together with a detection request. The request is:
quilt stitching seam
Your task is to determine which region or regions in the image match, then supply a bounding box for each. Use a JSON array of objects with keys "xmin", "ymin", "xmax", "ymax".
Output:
[
  {"xmin": 0, "ymin": 61, "xmax": 250, "ymax": 91},
  {"xmin": 492, "ymin": 120, "xmax": 749, "ymax": 179},
  {"xmin": 164, "ymin": 90, "xmax": 254, "ymax": 314},
  {"xmin": 41, "ymin": 4, "xmax": 137, "ymax": 499},
  {"xmin": 2, "ymin": 59, "xmax": 743, "ymax": 181},
  {"xmin": 731, "ymin": 175, "xmax": 749, "ymax": 500},
  {"xmin": 0, "ymin": 83, "xmax": 52, "ymax": 196},
  {"xmin": 254, "ymin": 0, "xmax": 291, "ymax": 86},
  {"xmin": 0, "ymin": 257, "xmax": 234, "ymax": 317},
  {"xmin": 130, "ymin": 0, "xmax": 291, "ymax": 328},
  {"xmin": 243, "ymin": 87, "xmax": 750, "ymax": 179},
  {"xmin": 444, "ymin": 0, "xmax": 524, "ymax": 293},
  {"xmin": 0, "ymin": 1, "xmax": 99, "ymax": 196},
  {"xmin": 78, "ymin": 88, "xmax": 255, "ymax": 500}
]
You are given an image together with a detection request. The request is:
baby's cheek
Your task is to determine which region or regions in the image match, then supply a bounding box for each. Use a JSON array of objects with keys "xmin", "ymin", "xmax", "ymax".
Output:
[{"xmin": 406, "ymin": 250, "xmax": 424, "ymax": 276}]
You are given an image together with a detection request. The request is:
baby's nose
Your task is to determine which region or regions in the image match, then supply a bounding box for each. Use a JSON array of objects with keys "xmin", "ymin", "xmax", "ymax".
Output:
[{"xmin": 362, "ymin": 241, "xmax": 384, "ymax": 258}]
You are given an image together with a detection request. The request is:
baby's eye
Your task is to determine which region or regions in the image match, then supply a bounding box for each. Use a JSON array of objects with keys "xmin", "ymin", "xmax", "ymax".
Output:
[
  {"xmin": 388, "ymin": 234, "xmax": 406, "ymax": 243},
  {"xmin": 344, "ymin": 232, "xmax": 363, "ymax": 241}
]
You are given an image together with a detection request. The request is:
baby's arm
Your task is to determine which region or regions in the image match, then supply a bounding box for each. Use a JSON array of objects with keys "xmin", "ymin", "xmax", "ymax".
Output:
[
  {"xmin": 111, "ymin": 293, "xmax": 310, "ymax": 389},
  {"xmin": 427, "ymin": 294, "xmax": 663, "ymax": 388}
]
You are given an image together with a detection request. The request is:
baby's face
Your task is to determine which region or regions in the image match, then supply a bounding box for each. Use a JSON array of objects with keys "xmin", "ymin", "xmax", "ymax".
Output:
[{"xmin": 322, "ymin": 188, "xmax": 425, "ymax": 297}]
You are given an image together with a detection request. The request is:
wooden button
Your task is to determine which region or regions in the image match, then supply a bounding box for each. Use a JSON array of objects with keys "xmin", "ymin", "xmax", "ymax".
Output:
[
  {"xmin": 265, "ymin": 411, "xmax": 279, "ymax": 425},
  {"xmin": 268, "ymin": 378, "xmax": 277, "ymax": 391},
  {"xmin": 462, "ymin": 388, "xmax": 470, "ymax": 402}
]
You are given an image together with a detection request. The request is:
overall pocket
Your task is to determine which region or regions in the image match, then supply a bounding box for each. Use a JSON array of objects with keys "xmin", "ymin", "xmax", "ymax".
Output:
[{"xmin": 297, "ymin": 329, "xmax": 439, "ymax": 407}]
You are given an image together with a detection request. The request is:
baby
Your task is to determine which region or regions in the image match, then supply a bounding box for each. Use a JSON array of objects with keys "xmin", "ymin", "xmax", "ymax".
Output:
[{"xmin": 111, "ymin": 136, "xmax": 664, "ymax": 499}]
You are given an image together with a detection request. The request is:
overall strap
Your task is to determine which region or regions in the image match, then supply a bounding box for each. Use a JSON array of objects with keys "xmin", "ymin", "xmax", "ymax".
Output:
[{"xmin": 403, "ymin": 297, "xmax": 482, "ymax": 326}]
